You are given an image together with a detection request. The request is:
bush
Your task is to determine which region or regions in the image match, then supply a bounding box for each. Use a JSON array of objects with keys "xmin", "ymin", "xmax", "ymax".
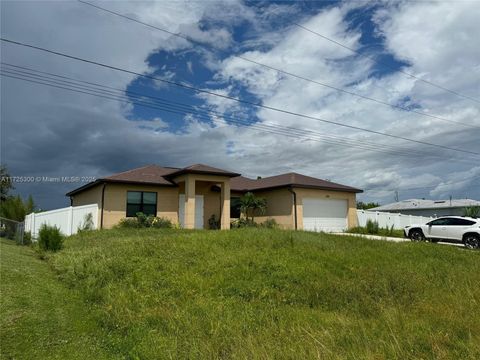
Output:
[
  {"xmin": 231, "ymin": 218, "xmax": 257, "ymax": 229},
  {"xmin": 366, "ymin": 219, "xmax": 379, "ymax": 234},
  {"xmin": 208, "ymin": 215, "xmax": 220, "ymax": 230},
  {"xmin": 78, "ymin": 213, "xmax": 94, "ymax": 232},
  {"xmin": 38, "ymin": 224, "xmax": 64, "ymax": 252},
  {"xmin": 463, "ymin": 206, "xmax": 479, "ymax": 218},
  {"xmin": 151, "ymin": 217, "xmax": 173, "ymax": 229},
  {"xmin": 260, "ymin": 218, "xmax": 279, "ymax": 229},
  {"xmin": 117, "ymin": 213, "xmax": 172, "ymax": 229},
  {"xmin": 231, "ymin": 218, "xmax": 278, "ymax": 229},
  {"xmin": 20, "ymin": 231, "xmax": 32, "ymax": 246}
]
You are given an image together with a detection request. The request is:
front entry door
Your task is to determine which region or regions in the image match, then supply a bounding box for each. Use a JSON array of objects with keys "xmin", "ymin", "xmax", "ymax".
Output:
[{"xmin": 178, "ymin": 194, "xmax": 204, "ymax": 229}]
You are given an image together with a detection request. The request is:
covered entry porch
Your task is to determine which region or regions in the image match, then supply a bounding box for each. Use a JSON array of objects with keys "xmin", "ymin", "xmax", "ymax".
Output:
[{"xmin": 166, "ymin": 165, "xmax": 240, "ymax": 230}]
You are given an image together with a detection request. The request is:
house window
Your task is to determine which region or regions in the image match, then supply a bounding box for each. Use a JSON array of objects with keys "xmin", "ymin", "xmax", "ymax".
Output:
[
  {"xmin": 126, "ymin": 191, "xmax": 157, "ymax": 217},
  {"xmin": 230, "ymin": 197, "xmax": 241, "ymax": 218}
]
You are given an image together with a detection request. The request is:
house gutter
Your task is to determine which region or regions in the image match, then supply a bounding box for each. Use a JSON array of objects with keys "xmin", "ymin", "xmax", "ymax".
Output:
[
  {"xmin": 100, "ymin": 183, "xmax": 106, "ymax": 229},
  {"xmin": 288, "ymin": 187, "xmax": 298, "ymax": 230}
]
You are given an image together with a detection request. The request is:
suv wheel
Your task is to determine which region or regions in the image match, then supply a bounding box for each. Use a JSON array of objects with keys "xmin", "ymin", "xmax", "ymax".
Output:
[
  {"xmin": 410, "ymin": 229, "xmax": 425, "ymax": 242},
  {"xmin": 464, "ymin": 234, "xmax": 480, "ymax": 250}
]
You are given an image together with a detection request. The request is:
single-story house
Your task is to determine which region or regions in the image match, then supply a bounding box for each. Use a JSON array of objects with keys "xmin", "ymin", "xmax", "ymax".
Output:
[
  {"xmin": 371, "ymin": 198, "xmax": 480, "ymax": 217},
  {"xmin": 66, "ymin": 164, "xmax": 362, "ymax": 232}
]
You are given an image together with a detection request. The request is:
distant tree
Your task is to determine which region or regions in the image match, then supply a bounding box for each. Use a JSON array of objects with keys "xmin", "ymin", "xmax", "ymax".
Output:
[
  {"xmin": 0, "ymin": 165, "xmax": 14, "ymax": 201},
  {"xmin": 0, "ymin": 195, "xmax": 36, "ymax": 221},
  {"xmin": 240, "ymin": 192, "xmax": 267, "ymax": 223},
  {"xmin": 357, "ymin": 201, "xmax": 380, "ymax": 210}
]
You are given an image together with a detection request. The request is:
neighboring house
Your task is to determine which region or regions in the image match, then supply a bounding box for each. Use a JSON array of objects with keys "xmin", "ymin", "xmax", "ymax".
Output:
[
  {"xmin": 66, "ymin": 164, "xmax": 362, "ymax": 232},
  {"xmin": 371, "ymin": 199, "xmax": 480, "ymax": 217}
]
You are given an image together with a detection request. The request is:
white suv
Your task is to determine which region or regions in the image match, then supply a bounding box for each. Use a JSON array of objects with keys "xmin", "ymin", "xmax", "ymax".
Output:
[{"xmin": 404, "ymin": 216, "xmax": 480, "ymax": 249}]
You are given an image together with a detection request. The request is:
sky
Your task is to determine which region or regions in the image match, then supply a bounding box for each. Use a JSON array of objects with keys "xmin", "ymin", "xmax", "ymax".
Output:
[{"xmin": 1, "ymin": 0, "xmax": 479, "ymax": 210}]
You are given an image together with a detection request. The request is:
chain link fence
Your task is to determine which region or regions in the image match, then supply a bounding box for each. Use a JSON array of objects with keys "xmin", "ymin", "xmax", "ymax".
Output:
[{"xmin": 0, "ymin": 216, "xmax": 26, "ymax": 245}]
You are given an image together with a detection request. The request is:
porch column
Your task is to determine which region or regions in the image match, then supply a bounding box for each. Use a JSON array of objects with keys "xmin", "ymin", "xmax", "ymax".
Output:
[
  {"xmin": 184, "ymin": 176, "xmax": 196, "ymax": 229},
  {"xmin": 220, "ymin": 181, "xmax": 231, "ymax": 230}
]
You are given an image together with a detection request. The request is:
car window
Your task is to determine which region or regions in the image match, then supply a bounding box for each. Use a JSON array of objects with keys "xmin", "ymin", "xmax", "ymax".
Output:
[
  {"xmin": 450, "ymin": 218, "xmax": 476, "ymax": 226},
  {"xmin": 428, "ymin": 218, "xmax": 451, "ymax": 226}
]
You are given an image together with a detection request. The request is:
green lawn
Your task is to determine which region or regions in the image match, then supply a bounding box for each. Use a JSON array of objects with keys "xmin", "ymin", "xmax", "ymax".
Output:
[
  {"xmin": 2, "ymin": 229, "xmax": 480, "ymax": 359},
  {"xmin": 0, "ymin": 238, "xmax": 115, "ymax": 359}
]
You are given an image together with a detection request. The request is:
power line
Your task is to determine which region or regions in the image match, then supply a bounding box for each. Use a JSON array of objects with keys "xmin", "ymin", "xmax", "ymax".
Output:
[
  {"xmin": 2, "ymin": 38, "xmax": 479, "ymax": 157},
  {"xmin": 294, "ymin": 22, "xmax": 480, "ymax": 104},
  {"xmin": 3, "ymin": 64, "xmax": 461, "ymax": 160},
  {"xmin": 365, "ymin": 174, "xmax": 479, "ymax": 193},
  {"xmin": 3, "ymin": 62, "xmax": 450, "ymax": 159},
  {"xmin": 77, "ymin": 0, "xmax": 480, "ymax": 129}
]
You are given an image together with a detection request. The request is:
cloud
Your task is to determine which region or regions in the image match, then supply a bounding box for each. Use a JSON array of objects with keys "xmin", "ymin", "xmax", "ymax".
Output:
[{"xmin": 1, "ymin": 0, "xmax": 479, "ymax": 210}]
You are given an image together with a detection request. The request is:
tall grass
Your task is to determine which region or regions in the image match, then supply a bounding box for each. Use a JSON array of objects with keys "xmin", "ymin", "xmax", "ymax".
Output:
[{"xmin": 46, "ymin": 229, "xmax": 480, "ymax": 359}]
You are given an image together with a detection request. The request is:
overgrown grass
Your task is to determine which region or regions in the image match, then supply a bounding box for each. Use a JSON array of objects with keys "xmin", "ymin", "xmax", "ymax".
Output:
[
  {"xmin": 0, "ymin": 238, "xmax": 115, "ymax": 359},
  {"xmin": 37, "ymin": 228, "xmax": 480, "ymax": 359},
  {"xmin": 347, "ymin": 226, "xmax": 405, "ymax": 238}
]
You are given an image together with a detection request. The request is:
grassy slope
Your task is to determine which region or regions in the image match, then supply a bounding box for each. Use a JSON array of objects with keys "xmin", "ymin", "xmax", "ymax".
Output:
[
  {"xmin": 43, "ymin": 229, "xmax": 480, "ymax": 360},
  {"xmin": 0, "ymin": 239, "xmax": 115, "ymax": 359}
]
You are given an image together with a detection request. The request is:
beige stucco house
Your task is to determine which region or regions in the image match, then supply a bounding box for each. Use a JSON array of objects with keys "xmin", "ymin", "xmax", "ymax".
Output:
[{"xmin": 66, "ymin": 164, "xmax": 362, "ymax": 232}]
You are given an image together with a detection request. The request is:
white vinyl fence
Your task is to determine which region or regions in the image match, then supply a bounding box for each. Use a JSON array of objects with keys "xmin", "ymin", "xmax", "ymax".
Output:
[
  {"xmin": 25, "ymin": 204, "xmax": 98, "ymax": 238},
  {"xmin": 357, "ymin": 210, "xmax": 434, "ymax": 230}
]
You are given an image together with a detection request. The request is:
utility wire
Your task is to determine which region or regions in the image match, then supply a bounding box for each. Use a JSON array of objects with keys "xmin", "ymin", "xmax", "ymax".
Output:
[
  {"xmin": 1, "ymin": 68, "xmax": 476, "ymax": 169},
  {"xmin": 77, "ymin": 0, "xmax": 480, "ymax": 129},
  {"xmin": 2, "ymin": 38, "xmax": 479, "ymax": 157},
  {"xmin": 294, "ymin": 22, "xmax": 480, "ymax": 104},
  {"xmin": 365, "ymin": 174, "xmax": 479, "ymax": 193},
  {"xmin": 3, "ymin": 66, "xmax": 456, "ymax": 160},
  {"xmin": 2, "ymin": 62, "xmax": 447, "ymax": 158}
]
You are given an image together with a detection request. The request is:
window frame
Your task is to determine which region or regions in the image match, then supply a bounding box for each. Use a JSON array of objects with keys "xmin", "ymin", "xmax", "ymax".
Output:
[
  {"xmin": 427, "ymin": 218, "xmax": 453, "ymax": 226},
  {"xmin": 126, "ymin": 191, "xmax": 157, "ymax": 217},
  {"xmin": 450, "ymin": 218, "xmax": 476, "ymax": 226}
]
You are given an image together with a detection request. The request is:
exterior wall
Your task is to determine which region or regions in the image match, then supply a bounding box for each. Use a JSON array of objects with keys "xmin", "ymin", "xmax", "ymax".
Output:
[
  {"xmin": 252, "ymin": 188, "xmax": 294, "ymax": 229},
  {"xmin": 102, "ymin": 183, "xmax": 179, "ymax": 229},
  {"xmin": 70, "ymin": 181, "xmax": 358, "ymax": 230},
  {"xmin": 293, "ymin": 188, "xmax": 358, "ymax": 230},
  {"xmin": 178, "ymin": 181, "xmax": 221, "ymax": 229},
  {"xmin": 71, "ymin": 184, "xmax": 102, "ymax": 225},
  {"xmin": 232, "ymin": 187, "xmax": 358, "ymax": 230}
]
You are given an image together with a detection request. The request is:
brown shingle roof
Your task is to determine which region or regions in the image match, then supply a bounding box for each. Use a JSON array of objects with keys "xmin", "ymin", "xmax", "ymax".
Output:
[
  {"xmin": 231, "ymin": 172, "xmax": 362, "ymax": 193},
  {"xmin": 105, "ymin": 164, "xmax": 178, "ymax": 185},
  {"xmin": 165, "ymin": 163, "xmax": 240, "ymax": 178},
  {"xmin": 67, "ymin": 165, "xmax": 362, "ymax": 197}
]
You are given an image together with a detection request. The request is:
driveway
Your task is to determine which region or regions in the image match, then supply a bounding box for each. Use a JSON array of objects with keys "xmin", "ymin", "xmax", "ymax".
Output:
[{"xmin": 335, "ymin": 233, "xmax": 463, "ymax": 247}]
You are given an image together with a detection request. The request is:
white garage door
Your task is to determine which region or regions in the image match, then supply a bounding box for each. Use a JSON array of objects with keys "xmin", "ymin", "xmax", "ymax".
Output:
[
  {"xmin": 303, "ymin": 198, "xmax": 348, "ymax": 233},
  {"xmin": 178, "ymin": 194, "xmax": 204, "ymax": 229}
]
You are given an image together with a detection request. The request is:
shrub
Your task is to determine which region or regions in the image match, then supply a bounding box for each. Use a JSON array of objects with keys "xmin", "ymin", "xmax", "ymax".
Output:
[
  {"xmin": 231, "ymin": 218, "xmax": 257, "ymax": 228},
  {"xmin": 117, "ymin": 213, "xmax": 172, "ymax": 229},
  {"xmin": 117, "ymin": 217, "xmax": 142, "ymax": 228},
  {"xmin": 151, "ymin": 217, "xmax": 173, "ymax": 229},
  {"xmin": 208, "ymin": 214, "xmax": 220, "ymax": 230},
  {"xmin": 21, "ymin": 231, "xmax": 32, "ymax": 246},
  {"xmin": 260, "ymin": 218, "xmax": 279, "ymax": 229},
  {"xmin": 366, "ymin": 219, "xmax": 379, "ymax": 234},
  {"xmin": 463, "ymin": 206, "xmax": 479, "ymax": 218},
  {"xmin": 78, "ymin": 213, "xmax": 94, "ymax": 232},
  {"xmin": 38, "ymin": 224, "xmax": 64, "ymax": 252}
]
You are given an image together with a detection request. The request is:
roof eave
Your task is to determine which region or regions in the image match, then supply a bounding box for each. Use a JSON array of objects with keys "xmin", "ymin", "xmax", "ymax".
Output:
[
  {"xmin": 232, "ymin": 184, "xmax": 363, "ymax": 193},
  {"xmin": 166, "ymin": 169, "xmax": 241, "ymax": 179},
  {"xmin": 66, "ymin": 178, "xmax": 177, "ymax": 197}
]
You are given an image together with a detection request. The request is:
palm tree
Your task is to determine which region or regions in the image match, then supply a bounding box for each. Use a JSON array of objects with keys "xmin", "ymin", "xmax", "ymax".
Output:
[{"xmin": 239, "ymin": 192, "xmax": 267, "ymax": 223}]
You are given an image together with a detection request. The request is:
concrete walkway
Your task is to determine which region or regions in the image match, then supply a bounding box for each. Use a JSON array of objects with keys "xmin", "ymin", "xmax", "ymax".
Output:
[{"xmin": 334, "ymin": 232, "xmax": 463, "ymax": 247}]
